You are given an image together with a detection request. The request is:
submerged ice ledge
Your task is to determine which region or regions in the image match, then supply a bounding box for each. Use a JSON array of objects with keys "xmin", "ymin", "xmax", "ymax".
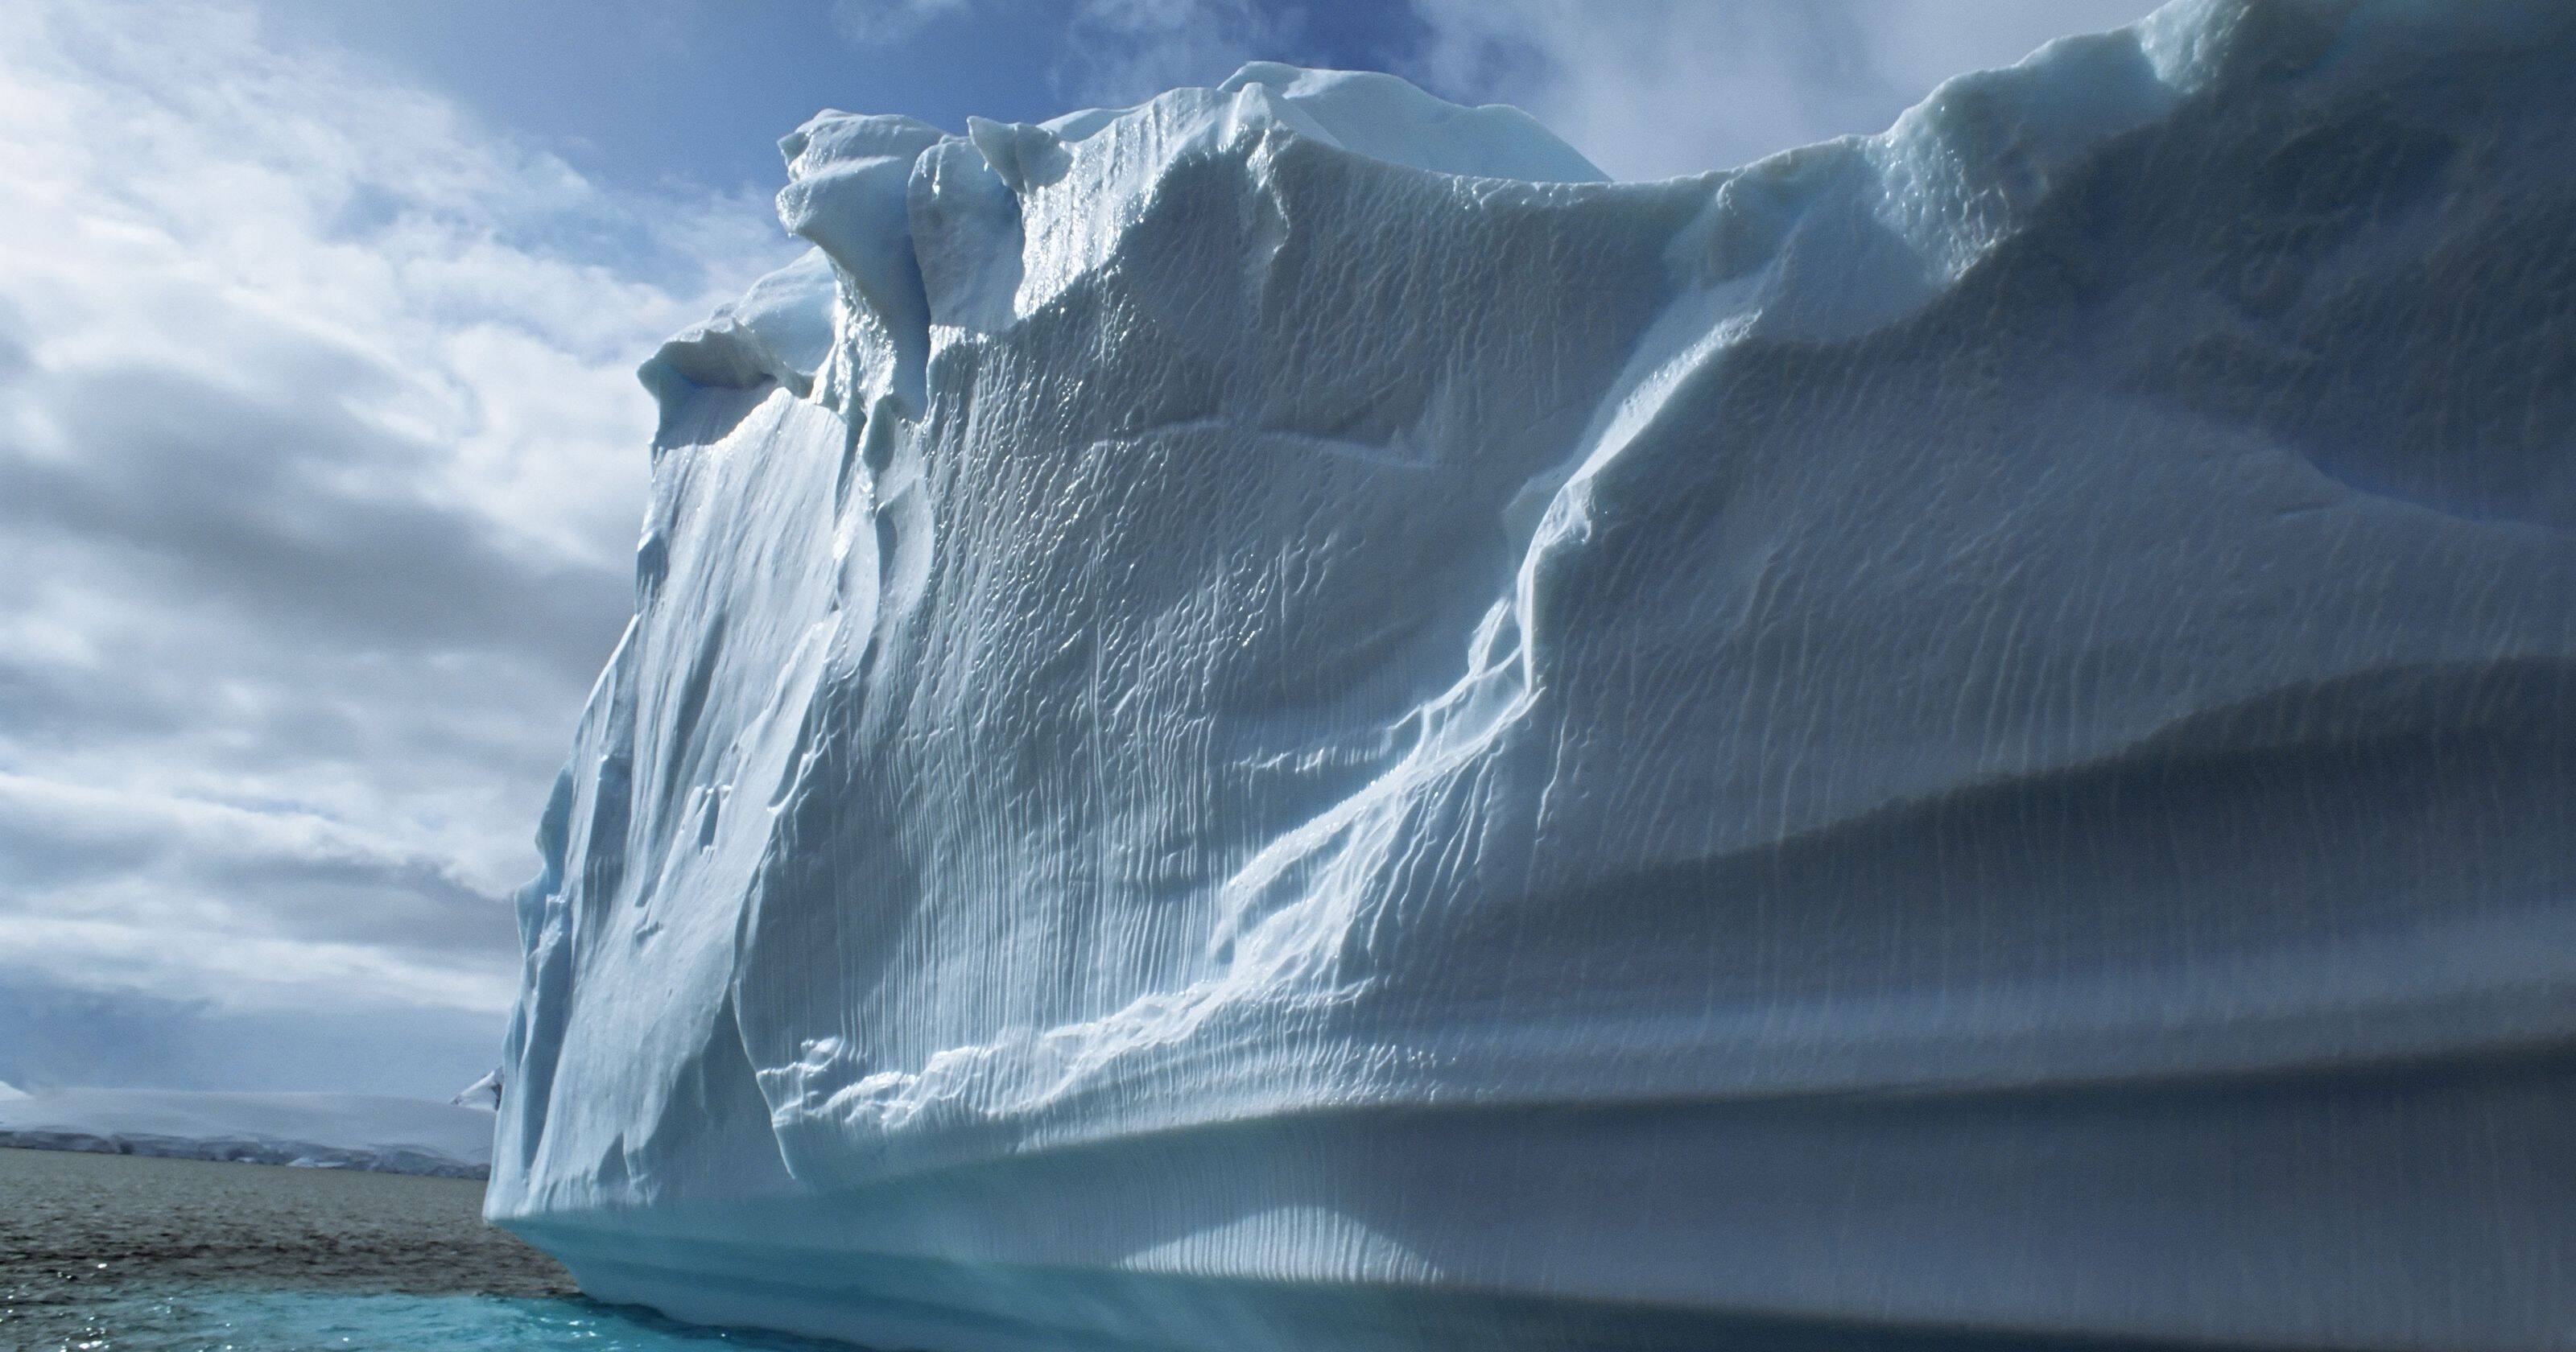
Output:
[{"xmin": 497, "ymin": 2, "xmax": 2576, "ymax": 1349}]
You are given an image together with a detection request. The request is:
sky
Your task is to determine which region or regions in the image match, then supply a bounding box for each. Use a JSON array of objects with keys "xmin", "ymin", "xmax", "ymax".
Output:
[{"xmin": 0, "ymin": 0, "xmax": 2161, "ymax": 1099}]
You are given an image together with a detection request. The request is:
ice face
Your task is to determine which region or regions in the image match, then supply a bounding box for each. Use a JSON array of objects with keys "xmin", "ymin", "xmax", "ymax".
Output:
[{"xmin": 490, "ymin": 4, "xmax": 2576, "ymax": 1349}]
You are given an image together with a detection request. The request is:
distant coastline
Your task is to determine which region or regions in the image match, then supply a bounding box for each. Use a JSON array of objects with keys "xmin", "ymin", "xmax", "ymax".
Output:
[{"xmin": 0, "ymin": 1088, "xmax": 492, "ymax": 1179}]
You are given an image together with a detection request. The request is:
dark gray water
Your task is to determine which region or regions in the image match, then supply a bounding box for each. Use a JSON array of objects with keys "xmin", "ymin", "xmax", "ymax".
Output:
[{"xmin": 0, "ymin": 1147, "xmax": 855, "ymax": 1350}]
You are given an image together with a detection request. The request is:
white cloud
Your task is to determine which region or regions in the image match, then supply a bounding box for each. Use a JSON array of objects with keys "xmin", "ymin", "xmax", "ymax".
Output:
[
  {"xmin": 1407, "ymin": 0, "xmax": 2166, "ymax": 180},
  {"xmin": 831, "ymin": 0, "xmax": 975, "ymax": 48},
  {"xmin": 0, "ymin": 915, "xmax": 517, "ymax": 1016},
  {"xmin": 0, "ymin": 0, "xmax": 794, "ymax": 1047},
  {"xmin": 1054, "ymin": 0, "xmax": 1308, "ymax": 109}
]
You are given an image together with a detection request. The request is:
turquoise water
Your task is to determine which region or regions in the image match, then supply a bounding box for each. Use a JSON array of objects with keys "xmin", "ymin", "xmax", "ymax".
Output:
[
  {"xmin": 25, "ymin": 1288, "xmax": 855, "ymax": 1351},
  {"xmin": 0, "ymin": 1147, "xmax": 854, "ymax": 1351},
  {"xmin": 29, "ymin": 1288, "xmax": 854, "ymax": 1351}
]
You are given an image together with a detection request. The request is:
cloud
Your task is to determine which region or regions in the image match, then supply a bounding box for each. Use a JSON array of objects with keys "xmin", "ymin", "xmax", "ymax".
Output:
[
  {"xmin": 831, "ymin": 0, "xmax": 975, "ymax": 48},
  {"xmin": 0, "ymin": 972, "xmax": 506, "ymax": 1096},
  {"xmin": 1052, "ymin": 0, "xmax": 1313, "ymax": 108},
  {"xmin": 0, "ymin": 0, "xmax": 795, "ymax": 1090},
  {"xmin": 1405, "ymin": 0, "xmax": 2165, "ymax": 180},
  {"xmin": 0, "ymin": 361, "xmax": 630, "ymax": 680},
  {"xmin": 815, "ymin": 0, "xmax": 2169, "ymax": 180},
  {"xmin": 0, "ymin": 773, "xmax": 521, "ymax": 975}
]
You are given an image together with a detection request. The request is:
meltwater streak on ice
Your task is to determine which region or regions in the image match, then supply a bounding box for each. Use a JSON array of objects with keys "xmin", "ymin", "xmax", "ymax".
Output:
[{"xmin": 494, "ymin": 2, "xmax": 2576, "ymax": 1348}]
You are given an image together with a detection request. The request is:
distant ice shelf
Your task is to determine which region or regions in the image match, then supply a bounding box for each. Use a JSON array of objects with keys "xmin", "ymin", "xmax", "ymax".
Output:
[
  {"xmin": 0, "ymin": 1088, "xmax": 495, "ymax": 1178},
  {"xmin": 490, "ymin": 2, "xmax": 2576, "ymax": 1349}
]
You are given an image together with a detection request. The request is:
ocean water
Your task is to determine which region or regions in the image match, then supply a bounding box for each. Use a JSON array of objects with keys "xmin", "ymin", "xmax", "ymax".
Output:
[{"xmin": 0, "ymin": 1147, "xmax": 858, "ymax": 1351}]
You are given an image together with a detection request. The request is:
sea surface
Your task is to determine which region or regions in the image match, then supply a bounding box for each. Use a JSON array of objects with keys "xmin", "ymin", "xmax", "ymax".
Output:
[{"xmin": 0, "ymin": 1146, "xmax": 858, "ymax": 1350}]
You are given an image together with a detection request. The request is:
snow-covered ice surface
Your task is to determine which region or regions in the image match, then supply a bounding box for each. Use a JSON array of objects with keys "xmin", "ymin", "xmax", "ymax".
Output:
[
  {"xmin": 492, "ymin": 2, "xmax": 2576, "ymax": 1348},
  {"xmin": 0, "ymin": 1089, "xmax": 494, "ymax": 1178}
]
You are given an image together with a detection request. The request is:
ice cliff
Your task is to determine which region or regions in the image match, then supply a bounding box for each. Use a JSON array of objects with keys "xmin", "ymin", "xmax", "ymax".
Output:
[{"xmin": 490, "ymin": 3, "xmax": 2576, "ymax": 1348}]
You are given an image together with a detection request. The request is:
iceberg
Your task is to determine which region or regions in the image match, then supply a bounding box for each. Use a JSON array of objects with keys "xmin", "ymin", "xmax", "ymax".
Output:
[
  {"xmin": 491, "ymin": 2, "xmax": 2576, "ymax": 1348},
  {"xmin": 0, "ymin": 1089, "xmax": 495, "ymax": 1178}
]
